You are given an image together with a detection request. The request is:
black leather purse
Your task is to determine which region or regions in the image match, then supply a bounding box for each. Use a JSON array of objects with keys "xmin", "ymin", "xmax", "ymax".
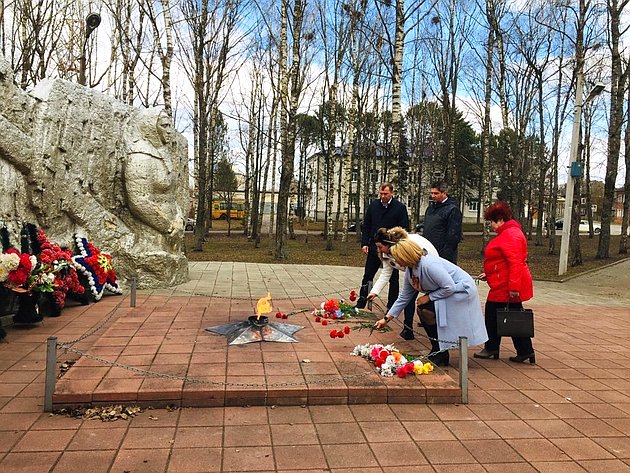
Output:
[{"xmin": 496, "ymin": 306, "xmax": 534, "ymax": 338}]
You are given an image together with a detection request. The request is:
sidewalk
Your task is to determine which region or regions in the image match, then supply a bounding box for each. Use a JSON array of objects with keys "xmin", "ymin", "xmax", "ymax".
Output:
[{"xmin": 1, "ymin": 260, "xmax": 629, "ymax": 472}]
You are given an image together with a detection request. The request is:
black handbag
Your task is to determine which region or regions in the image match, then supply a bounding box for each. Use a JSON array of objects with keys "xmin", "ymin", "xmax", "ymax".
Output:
[{"xmin": 496, "ymin": 306, "xmax": 534, "ymax": 338}]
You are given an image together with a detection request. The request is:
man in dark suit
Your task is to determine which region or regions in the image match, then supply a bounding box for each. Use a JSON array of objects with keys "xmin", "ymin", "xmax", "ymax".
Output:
[
  {"xmin": 423, "ymin": 180, "xmax": 462, "ymax": 264},
  {"xmin": 355, "ymin": 182, "xmax": 409, "ymax": 310}
]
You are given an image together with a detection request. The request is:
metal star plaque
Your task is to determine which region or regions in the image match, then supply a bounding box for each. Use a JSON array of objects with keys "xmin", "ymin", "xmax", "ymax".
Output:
[{"xmin": 205, "ymin": 316, "xmax": 304, "ymax": 345}]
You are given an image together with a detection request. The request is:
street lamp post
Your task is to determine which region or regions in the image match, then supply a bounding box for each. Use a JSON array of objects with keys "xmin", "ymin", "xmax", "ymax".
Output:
[
  {"xmin": 558, "ymin": 79, "xmax": 605, "ymax": 275},
  {"xmin": 78, "ymin": 13, "xmax": 101, "ymax": 86}
]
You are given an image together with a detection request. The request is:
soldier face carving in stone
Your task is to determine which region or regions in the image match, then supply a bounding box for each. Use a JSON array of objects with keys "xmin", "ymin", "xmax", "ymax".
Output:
[
  {"xmin": 156, "ymin": 110, "xmax": 172, "ymax": 146},
  {"xmin": 124, "ymin": 108, "xmax": 182, "ymax": 236}
]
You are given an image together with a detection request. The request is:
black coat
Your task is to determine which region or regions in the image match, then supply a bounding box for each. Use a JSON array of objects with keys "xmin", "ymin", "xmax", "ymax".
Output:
[
  {"xmin": 423, "ymin": 197, "xmax": 462, "ymax": 263},
  {"xmin": 361, "ymin": 198, "xmax": 409, "ymax": 250}
]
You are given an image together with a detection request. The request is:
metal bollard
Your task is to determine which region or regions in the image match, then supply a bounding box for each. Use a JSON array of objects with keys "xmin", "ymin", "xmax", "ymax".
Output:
[
  {"xmin": 130, "ymin": 277, "xmax": 137, "ymax": 307},
  {"xmin": 44, "ymin": 336, "xmax": 57, "ymax": 412},
  {"xmin": 458, "ymin": 336, "xmax": 469, "ymax": 404}
]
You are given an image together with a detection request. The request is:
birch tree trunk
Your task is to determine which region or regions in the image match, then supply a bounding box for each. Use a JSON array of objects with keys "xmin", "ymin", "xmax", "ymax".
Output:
[
  {"xmin": 620, "ymin": 82, "xmax": 630, "ymax": 254},
  {"xmin": 275, "ymin": 0, "xmax": 306, "ymax": 259},
  {"xmin": 597, "ymin": 0, "xmax": 629, "ymax": 259},
  {"xmin": 481, "ymin": 0, "xmax": 494, "ymax": 251}
]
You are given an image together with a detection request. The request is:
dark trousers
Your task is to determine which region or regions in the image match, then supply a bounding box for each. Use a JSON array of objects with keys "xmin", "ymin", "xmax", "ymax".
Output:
[
  {"xmin": 358, "ymin": 251, "xmax": 399, "ymax": 309},
  {"xmin": 484, "ymin": 300, "xmax": 534, "ymax": 355},
  {"xmin": 402, "ymin": 291, "xmax": 418, "ymax": 330}
]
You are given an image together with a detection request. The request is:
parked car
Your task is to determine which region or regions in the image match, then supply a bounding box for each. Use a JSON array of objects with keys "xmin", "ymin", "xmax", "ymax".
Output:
[
  {"xmin": 554, "ymin": 219, "xmax": 600, "ymax": 234},
  {"xmin": 348, "ymin": 222, "xmax": 361, "ymax": 232},
  {"xmin": 185, "ymin": 218, "xmax": 196, "ymax": 231}
]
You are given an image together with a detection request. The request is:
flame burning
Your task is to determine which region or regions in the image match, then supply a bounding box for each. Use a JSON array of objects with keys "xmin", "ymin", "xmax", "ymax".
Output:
[{"xmin": 255, "ymin": 293, "xmax": 273, "ymax": 320}]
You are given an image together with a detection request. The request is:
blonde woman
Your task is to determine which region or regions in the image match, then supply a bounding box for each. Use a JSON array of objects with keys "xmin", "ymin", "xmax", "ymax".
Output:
[
  {"xmin": 368, "ymin": 227, "xmax": 438, "ymax": 340},
  {"xmin": 375, "ymin": 239, "xmax": 487, "ymax": 366}
]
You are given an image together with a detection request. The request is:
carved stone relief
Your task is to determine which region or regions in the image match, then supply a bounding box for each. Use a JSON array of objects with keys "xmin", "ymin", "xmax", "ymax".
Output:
[{"xmin": 0, "ymin": 58, "xmax": 189, "ymax": 288}]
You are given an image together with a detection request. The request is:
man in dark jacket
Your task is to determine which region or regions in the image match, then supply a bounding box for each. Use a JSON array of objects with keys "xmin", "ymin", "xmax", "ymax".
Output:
[
  {"xmin": 355, "ymin": 182, "xmax": 409, "ymax": 310},
  {"xmin": 423, "ymin": 180, "xmax": 462, "ymax": 264}
]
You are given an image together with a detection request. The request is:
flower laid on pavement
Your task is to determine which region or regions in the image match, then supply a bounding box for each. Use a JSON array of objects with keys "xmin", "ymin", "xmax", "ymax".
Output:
[
  {"xmin": 351, "ymin": 343, "xmax": 434, "ymax": 378},
  {"xmin": 312, "ymin": 293, "xmax": 360, "ymax": 322}
]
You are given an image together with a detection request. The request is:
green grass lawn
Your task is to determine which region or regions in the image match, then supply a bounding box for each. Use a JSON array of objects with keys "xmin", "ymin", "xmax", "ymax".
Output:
[{"xmin": 185, "ymin": 224, "xmax": 628, "ymax": 282}]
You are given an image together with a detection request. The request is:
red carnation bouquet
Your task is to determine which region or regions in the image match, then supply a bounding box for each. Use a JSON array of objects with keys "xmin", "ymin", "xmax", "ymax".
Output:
[
  {"xmin": 0, "ymin": 248, "xmax": 36, "ymax": 290},
  {"xmin": 34, "ymin": 228, "xmax": 84, "ymax": 308}
]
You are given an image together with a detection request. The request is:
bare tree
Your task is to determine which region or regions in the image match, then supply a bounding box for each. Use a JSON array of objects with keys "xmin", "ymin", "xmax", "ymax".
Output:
[
  {"xmin": 275, "ymin": 0, "xmax": 310, "ymax": 259},
  {"xmin": 597, "ymin": 0, "xmax": 629, "ymax": 259},
  {"xmin": 621, "ymin": 81, "xmax": 630, "ymax": 253},
  {"xmin": 142, "ymin": 0, "xmax": 175, "ymax": 116}
]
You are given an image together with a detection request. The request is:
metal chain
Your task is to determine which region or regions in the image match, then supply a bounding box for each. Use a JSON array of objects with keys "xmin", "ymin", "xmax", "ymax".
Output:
[
  {"xmin": 57, "ymin": 297, "xmax": 127, "ymax": 346},
  {"xmin": 58, "ymin": 344, "xmax": 383, "ymax": 388},
  {"xmin": 369, "ymin": 297, "xmax": 459, "ymax": 354}
]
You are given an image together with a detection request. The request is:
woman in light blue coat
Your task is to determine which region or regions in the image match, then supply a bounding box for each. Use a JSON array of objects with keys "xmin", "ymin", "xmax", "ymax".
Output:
[{"xmin": 375, "ymin": 238, "xmax": 488, "ymax": 366}]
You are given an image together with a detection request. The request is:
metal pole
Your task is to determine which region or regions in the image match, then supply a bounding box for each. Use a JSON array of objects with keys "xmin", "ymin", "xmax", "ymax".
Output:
[
  {"xmin": 78, "ymin": 38, "xmax": 87, "ymax": 86},
  {"xmin": 44, "ymin": 336, "xmax": 57, "ymax": 412},
  {"xmin": 78, "ymin": 13, "xmax": 101, "ymax": 87},
  {"xmin": 458, "ymin": 336, "xmax": 468, "ymax": 404},
  {"xmin": 559, "ymin": 70, "xmax": 584, "ymax": 275},
  {"xmin": 130, "ymin": 277, "xmax": 137, "ymax": 307}
]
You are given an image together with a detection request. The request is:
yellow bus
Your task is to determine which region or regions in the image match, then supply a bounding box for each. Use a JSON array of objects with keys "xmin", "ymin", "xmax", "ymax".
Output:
[{"xmin": 211, "ymin": 201, "xmax": 245, "ymax": 220}]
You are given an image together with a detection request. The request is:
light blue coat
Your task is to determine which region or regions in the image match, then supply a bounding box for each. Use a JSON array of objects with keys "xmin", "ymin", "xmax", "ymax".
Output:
[{"xmin": 389, "ymin": 254, "xmax": 488, "ymax": 349}]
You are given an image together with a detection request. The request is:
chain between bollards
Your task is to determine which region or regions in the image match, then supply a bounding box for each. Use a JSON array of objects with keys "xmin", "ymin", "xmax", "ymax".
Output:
[
  {"xmin": 44, "ymin": 336, "xmax": 57, "ymax": 412},
  {"xmin": 458, "ymin": 336, "xmax": 468, "ymax": 404},
  {"xmin": 130, "ymin": 277, "xmax": 137, "ymax": 307}
]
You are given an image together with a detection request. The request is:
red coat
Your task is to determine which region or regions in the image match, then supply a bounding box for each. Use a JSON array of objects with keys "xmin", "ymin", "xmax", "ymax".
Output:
[{"xmin": 484, "ymin": 219, "xmax": 533, "ymax": 303}]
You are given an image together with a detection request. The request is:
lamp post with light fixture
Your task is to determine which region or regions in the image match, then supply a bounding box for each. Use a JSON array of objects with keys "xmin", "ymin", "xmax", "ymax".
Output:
[
  {"xmin": 78, "ymin": 13, "xmax": 101, "ymax": 86},
  {"xmin": 558, "ymin": 78, "xmax": 605, "ymax": 275}
]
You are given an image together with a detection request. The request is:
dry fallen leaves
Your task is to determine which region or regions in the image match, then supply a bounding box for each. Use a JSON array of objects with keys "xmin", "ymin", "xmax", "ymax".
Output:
[{"xmin": 56, "ymin": 404, "xmax": 142, "ymax": 421}]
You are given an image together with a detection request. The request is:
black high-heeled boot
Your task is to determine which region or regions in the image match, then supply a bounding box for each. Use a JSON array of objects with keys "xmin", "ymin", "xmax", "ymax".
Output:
[
  {"xmin": 427, "ymin": 350, "xmax": 449, "ymax": 367},
  {"xmin": 508, "ymin": 353, "xmax": 536, "ymax": 364},
  {"xmin": 474, "ymin": 349, "xmax": 499, "ymax": 359},
  {"xmin": 424, "ymin": 324, "xmax": 449, "ymax": 366}
]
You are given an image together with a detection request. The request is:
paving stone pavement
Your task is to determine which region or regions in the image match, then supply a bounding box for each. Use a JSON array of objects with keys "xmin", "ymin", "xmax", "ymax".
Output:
[{"xmin": 1, "ymin": 259, "xmax": 630, "ymax": 472}]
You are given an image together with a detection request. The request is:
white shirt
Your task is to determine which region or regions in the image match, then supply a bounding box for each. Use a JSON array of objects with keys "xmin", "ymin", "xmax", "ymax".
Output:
[{"xmin": 370, "ymin": 233, "xmax": 439, "ymax": 297}]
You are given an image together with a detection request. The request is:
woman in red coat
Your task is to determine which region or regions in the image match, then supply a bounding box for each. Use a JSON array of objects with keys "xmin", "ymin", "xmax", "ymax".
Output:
[{"xmin": 474, "ymin": 201, "xmax": 535, "ymax": 363}]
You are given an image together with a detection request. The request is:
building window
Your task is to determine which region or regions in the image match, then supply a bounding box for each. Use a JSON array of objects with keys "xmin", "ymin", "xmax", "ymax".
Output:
[
  {"xmin": 580, "ymin": 197, "xmax": 587, "ymax": 205},
  {"xmin": 467, "ymin": 199, "xmax": 479, "ymax": 212}
]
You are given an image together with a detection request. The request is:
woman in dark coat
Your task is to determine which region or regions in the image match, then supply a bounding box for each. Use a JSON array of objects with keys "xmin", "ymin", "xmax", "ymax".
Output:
[{"xmin": 474, "ymin": 201, "xmax": 535, "ymax": 363}]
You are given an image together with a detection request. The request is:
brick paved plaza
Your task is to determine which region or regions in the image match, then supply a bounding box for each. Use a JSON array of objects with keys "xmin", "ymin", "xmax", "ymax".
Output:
[{"xmin": 1, "ymin": 260, "xmax": 629, "ymax": 472}]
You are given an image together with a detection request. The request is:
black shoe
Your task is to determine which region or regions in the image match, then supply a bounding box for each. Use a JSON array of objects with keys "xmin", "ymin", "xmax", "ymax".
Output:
[
  {"xmin": 399, "ymin": 328, "xmax": 414, "ymax": 340},
  {"xmin": 427, "ymin": 351, "xmax": 449, "ymax": 367},
  {"xmin": 509, "ymin": 353, "xmax": 536, "ymax": 364},
  {"xmin": 473, "ymin": 349, "xmax": 499, "ymax": 360},
  {"xmin": 354, "ymin": 300, "xmax": 366, "ymax": 310}
]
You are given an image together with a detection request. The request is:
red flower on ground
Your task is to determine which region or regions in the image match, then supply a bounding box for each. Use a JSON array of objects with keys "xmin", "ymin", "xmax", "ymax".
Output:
[
  {"xmin": 281, "ymin": 313, "xmax": 288, "ymax": 319},
  {"xmin": 275, "ymin": 312, "xmax": 282, "ymax": 318},
  {"xmin": 330, "ymin": 330, "xmax": 338, "ymax": 338},
  {"xmin": 343, "ymin": 326, "xmax": 351, "ymax": 334},
  {"xmin": 336, "ymin": 331, "xmax": 344, "ymax": 338},
  {"xmin": 323, "ymin": 299, "xmax": 339, "ymax": 313},
  {"xmin": 321, "ymin": 320, "xmax": 328, "ymax": 326},
  {"xmin": 349, "ymin": 290, "xmax": 357, "ymax": 302},
  {"xmin": 314, "ymin": 316, "xmax": 321, "ymax": 322},
  {"xmin": 397, "ymin": 367, "xmax": 407, "ymax": 378}
]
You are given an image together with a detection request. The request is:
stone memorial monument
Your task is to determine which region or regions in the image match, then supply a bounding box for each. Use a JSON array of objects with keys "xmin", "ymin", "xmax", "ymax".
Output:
[{"xmin": 0, "ymin": 57, "xmax": 189, "ymax": 287}]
